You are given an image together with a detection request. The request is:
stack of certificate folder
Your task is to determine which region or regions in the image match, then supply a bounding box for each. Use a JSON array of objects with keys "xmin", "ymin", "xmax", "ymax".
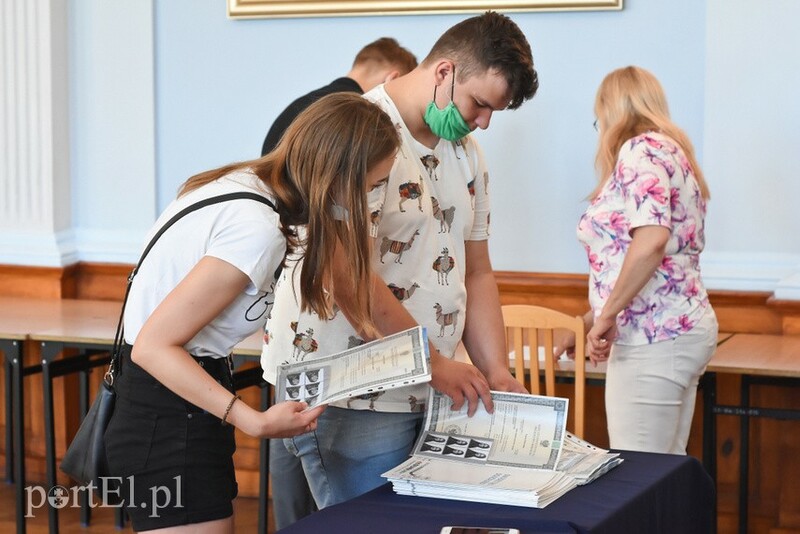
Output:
[{"xmin": 382, "ymin": 390, "xmax": 622, "ymax": 508}]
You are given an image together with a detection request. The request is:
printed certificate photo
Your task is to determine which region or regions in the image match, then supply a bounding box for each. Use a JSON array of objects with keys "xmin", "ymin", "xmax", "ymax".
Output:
[{"xmin": 416, "ymin": 390, "xmax": 568, "ymax": 470}]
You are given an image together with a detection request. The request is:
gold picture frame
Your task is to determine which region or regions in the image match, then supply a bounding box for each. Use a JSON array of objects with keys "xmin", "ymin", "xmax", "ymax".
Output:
[{"xmin": 227, "ymin": 0, "xmax": 623, "ymax": 19}]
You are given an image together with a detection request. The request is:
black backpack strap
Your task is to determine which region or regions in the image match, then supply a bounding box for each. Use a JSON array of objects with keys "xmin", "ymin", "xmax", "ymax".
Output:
[
  {"xmin": 134, "ymin": 192, "xmax": 277, "ymax": 279},
  {"xmin": 107, "ymin": 192, "xmax": 278, "ymax": 383}
]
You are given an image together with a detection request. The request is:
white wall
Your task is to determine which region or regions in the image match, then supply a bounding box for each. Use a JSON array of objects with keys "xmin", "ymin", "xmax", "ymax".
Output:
[
  {"xmin": 152, "ymin": 0, "xmax": 706, "ymax": 277},
  {"xmin": 4, "ymin": 0, "xmax": 798, "ymax": 296},
  {"xmin": 702, "ymin": 0, "xmax": 800, "ymax": 295},
  {"xmin": 69, "ymin": 0, "xmax": 157, "ymax": 262}
]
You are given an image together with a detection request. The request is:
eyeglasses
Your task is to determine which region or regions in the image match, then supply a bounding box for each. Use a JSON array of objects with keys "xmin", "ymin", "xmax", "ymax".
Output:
[{"xmin": 592, "ymin": 119, "xmax": 599, "ymax": 132}]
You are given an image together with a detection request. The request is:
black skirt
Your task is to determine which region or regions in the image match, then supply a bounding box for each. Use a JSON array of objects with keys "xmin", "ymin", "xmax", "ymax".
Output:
[{"xmin": 104, "ymin": 344, "xmax": 238, "ymax": 531}]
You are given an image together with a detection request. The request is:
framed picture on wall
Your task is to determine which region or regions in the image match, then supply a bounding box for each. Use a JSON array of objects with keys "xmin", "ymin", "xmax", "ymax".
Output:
[{"xmin": 227, "ymin": 0, "xmax": 623, "ymax": 19}]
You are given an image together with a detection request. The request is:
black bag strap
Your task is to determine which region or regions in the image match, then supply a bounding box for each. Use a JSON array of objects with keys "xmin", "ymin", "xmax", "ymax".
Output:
[{"xmin": 105, "ymin": 192, "xmax": 278, "ymax": 385}]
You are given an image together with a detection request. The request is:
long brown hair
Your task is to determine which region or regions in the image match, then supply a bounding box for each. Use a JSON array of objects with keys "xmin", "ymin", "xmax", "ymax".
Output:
[
  {"xmin": 591, "ymin": 66, "xmax": 709, "ymax": 200},
  {"xmin": 180, "ymin": 93, "xmax": 400, "ymax": 336}
]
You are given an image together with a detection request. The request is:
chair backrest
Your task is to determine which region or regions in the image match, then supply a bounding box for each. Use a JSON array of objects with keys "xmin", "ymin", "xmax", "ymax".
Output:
[{"xmin": 501, "ymin": 304, "xmax": 586, "ymax": 439}]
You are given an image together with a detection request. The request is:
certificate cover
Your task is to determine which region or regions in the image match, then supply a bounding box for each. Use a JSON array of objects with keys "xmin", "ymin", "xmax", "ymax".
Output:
[
  {"xmin": 383, "ymin": 390, "xmax": 621, "ymax": 508},
  {"xmin": 275, "ymin": 326, "xmax": 430, "ymax": 408}
]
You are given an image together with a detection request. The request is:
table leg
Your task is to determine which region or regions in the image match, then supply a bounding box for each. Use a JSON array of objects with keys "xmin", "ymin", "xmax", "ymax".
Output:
[
  {"xmin": 259, "ymin": 384, "xmax": 269, "ymax": 534},
  {"xmin": 6, "ymin": 340, "xmax": 27, "ymax": 534},
  {"xmin": 701, "ymin": 372, "xmax": 717, "ymax": 534},
  {"xmin": 78, "ymin": 363, "xmax": 91, "ymax": 527},
  {"xmin": 115, "ymin": 506, "xmax": 126, "ymax": 529},
  {"xmin": 738, "ymin": 375, "xmax": 750, "ymax": 534},
  {"xmin": 4, "ymin": 350, "xmax": 13, "ymax": 484},
  {"xmin": 41, "ymin": 343, "xmax": 60, "ymax": 534},
  {"xmin": 702, "ymin": 372, "xmax": 717, "ymax": 478}
]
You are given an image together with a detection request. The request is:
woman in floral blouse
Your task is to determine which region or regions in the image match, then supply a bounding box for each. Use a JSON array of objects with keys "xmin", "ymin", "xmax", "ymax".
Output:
[{"xmin": 573, "ymin": 66, "xmax": 718, "ymax": 454}]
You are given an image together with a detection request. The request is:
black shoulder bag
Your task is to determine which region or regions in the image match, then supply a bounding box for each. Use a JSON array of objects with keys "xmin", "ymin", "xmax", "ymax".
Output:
[{"xmin": 60, "ymin": 192, "xmax": 277, "ymax": 497}]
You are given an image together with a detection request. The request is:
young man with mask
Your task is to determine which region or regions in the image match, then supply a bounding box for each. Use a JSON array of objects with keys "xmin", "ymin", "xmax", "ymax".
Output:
[{"xmin": 261, "ymin": 10, "xmax": 539, "ymax": 513}]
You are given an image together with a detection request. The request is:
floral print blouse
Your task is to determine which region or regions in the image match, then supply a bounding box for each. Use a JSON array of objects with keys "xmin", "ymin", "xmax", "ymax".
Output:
[{"xmin": 577, "ymin": 132, "xmax": 711, "ymax": 346}]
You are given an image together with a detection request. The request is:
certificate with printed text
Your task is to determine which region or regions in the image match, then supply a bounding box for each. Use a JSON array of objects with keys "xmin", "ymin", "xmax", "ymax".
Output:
[
  {"xmin": 275, "ymin": 326, "xmax": 430, "ymax": 408},
  {"xmin": 415, "ymin": 390, "xmax": 568, "ymax": 470}
]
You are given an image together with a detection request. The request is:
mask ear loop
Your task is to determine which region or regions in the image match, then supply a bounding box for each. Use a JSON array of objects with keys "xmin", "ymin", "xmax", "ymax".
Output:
[
  {"xmin": 449, "ymin": 64, "xmax": 457, "ymax": 102},
  {"xmin": 432, "ymin": 63, "xmax": 457, "ymax": 104}
]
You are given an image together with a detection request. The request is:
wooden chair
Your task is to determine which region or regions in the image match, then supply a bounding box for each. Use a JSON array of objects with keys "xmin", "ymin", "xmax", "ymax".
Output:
[{"xmin": 501, "ymin": 304, "xmax": 586, "ymax": 438}]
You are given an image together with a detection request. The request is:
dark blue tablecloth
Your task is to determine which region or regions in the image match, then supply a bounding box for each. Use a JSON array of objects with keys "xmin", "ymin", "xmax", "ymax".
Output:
[{"xmin": 278, "ymin": 450, "xmax": 714, "ymax": 534}]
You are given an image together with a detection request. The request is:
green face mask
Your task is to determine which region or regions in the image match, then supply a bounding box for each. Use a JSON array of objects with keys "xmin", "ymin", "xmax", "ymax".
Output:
[{"xmin": 423, "ymin": 67, "xmax": 471, "ymax": 142}]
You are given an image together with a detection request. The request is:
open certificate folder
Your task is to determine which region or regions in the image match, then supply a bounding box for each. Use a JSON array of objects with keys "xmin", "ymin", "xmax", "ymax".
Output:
[
  {"xmin": 275, "ymin": 326, "xmax": 431, "ymax": 408},
  {"xmin": 415, "ymin": 390, "xmax": 569, "ymax": 469},
  {"xmin": 383, "ymin": 390, "xmax": 579, "ymax": 508}
]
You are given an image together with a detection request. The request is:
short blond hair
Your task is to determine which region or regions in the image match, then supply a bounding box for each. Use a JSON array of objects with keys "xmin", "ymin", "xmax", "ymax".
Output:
[{"xmin": 353, "ymin": 37, "xmax": 417, "ymax": 76}]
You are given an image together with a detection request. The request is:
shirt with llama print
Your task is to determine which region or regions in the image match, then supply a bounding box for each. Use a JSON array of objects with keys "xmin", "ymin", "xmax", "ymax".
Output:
[{"xmin": 260, "ymin": 84, "xmax": 491, "ymax": 412}]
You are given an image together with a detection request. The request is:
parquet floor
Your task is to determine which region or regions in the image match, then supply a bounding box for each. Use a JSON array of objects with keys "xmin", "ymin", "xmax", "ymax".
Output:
[{"xmin": 0, "ymin": 482, "xmax": 275, "ymax": 533}]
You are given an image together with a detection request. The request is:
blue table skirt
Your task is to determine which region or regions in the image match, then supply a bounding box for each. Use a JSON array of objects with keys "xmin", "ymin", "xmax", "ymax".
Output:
[{"xmin": 278, "ymin": 450, "xmax": 714, "ymax": 534}]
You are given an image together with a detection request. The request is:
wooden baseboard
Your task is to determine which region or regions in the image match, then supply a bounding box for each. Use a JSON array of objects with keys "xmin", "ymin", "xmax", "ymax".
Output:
[
  {"xmin": 0, "ymin": 263, "xmax": 130, "ymax": 301},
  {"xmin": 0, "ymin": 264, "xmax": 79, "ymax": 298},
  {"xmin": 2, "ymin": 264, "xmax": 798, "ymax": 333}
]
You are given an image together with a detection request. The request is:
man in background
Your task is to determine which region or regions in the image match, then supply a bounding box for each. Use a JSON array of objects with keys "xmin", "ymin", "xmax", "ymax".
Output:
[
  {"xmin": 261, "ymin": 37, "xmax": 417, "ymax": 155},
  {"xmin": 261, "ymin": 37, "xmax": 416, "ymax": 530}
]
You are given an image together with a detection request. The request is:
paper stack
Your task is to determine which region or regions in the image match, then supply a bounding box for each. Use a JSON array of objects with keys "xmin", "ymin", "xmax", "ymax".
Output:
[
  {"xmin": 556, "ymin": 432, "xmax": 623, "ymax": 485},
  {"xmin": 382, "ymin": 390, "xmax": 621, "ymax": 508},
  {"xmin": 383, "ymin": 455, "xmax": 578, "ymax": 508}
]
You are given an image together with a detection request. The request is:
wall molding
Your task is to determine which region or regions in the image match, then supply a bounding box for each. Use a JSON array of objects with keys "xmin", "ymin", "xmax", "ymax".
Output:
[
  {"xmin": 2, "ymin": 264, "xmax": 798, "ymax": 333},
  {"xmin": 701, "ymin": 251, "xmax": 800, "ymax": 293},
  {"xmin": 0, "ymin": 230, "xmax": 78, "ymax": 267},
  {"xmin": 72, "ymin": 228, "xmax": 146, "ymax": 264}
]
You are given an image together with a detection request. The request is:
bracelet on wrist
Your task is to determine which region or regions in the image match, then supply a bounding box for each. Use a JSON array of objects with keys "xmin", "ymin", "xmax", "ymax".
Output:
[{"xmin": 221, "ymin": 394, "xmax": 241, "ymax": 426}]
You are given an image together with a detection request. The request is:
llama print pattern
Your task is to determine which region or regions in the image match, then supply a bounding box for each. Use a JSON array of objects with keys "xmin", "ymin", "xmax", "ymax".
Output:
[
  {"xmin": 420, "ymin": 154, "xmax": 440, "ymax": 181},
  {"xmin": 379, "ymin": 229, "xmax": 420, "ymax": 264},
  {"xmin": 398, "ymin": 179, "xmax": 424, "ymax": 212},
  {"xmin": 262, "ymin": 88, "xmax": 494, "ymax": 415},
  {"xmin": 432, "ymin": 247, "xmax": 455, "ymax": 285},
  {"xmin": 408, "ymin": 395, "xmax": 425, "ymax": 413},
  {"xmin": 292, "ymin": 327, "xmax": 318, "ymax": 360},
  {"xmin": 433, "ymin": 303, "xmax": 459, "ymax": 337},
  {"xmin": 347, "ymin": 391, "xmax": 385, "ymax": 410},
  {"xmin": 370, "ymin": 209, "xmax": 382, "ymax": 229},
  {"xmin": 387, "ymin": 282, "xmax": 419, "ymax": 302},
  {"xmin": 431, "ymin": 196, "xmax": 455, "ymax": 233},
  {"xmin": 466, "ymin": 179, "xmax": 476, "ymax": 208}
]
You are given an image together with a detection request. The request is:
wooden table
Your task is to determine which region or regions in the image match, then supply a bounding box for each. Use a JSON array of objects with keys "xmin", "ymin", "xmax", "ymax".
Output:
[
  {"xmin": 0, "ymin": 297, "xmax": 270, "ymax": 534},
  {"xmin": 0, "ymin": 298, "xmax": 123, "ymax": 533},
  {"xmin": 702, "ymin": 333, "xmax": 800, "ymax": 534}
]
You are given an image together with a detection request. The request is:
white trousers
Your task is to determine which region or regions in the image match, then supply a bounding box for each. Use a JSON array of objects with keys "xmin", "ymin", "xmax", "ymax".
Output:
[{"xmin": 605, "ymin": 306, "xmax": 718, "ymax": 454}]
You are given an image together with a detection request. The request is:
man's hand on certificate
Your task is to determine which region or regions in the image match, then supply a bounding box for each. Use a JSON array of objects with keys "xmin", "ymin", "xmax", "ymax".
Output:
[
  {"xmin": 485, "ymin": 368, "xmax": 528, "ymax": 395},
  {"xmin": 430, "ymin": 352, "xmax": 493, "ymax": 417}
]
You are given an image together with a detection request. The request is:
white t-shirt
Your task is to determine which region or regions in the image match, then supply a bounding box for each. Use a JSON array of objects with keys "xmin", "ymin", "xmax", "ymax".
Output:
[
  {"xmin": 261, "ymin": 84, "xmax": 491, "ymax": 412},
  {"xmin": 124, "ymin": 171, "xmax": 284, "ymax": 359}
]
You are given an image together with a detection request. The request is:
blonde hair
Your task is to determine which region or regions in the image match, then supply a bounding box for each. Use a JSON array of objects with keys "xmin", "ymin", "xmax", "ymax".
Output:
[
  {"xmin": 180, "ymin": 93, "xmax": 399, "ymax": 336},
  {"xmin": 591, "ymin": 66, "xmax": 709, "ymax": 200}
]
